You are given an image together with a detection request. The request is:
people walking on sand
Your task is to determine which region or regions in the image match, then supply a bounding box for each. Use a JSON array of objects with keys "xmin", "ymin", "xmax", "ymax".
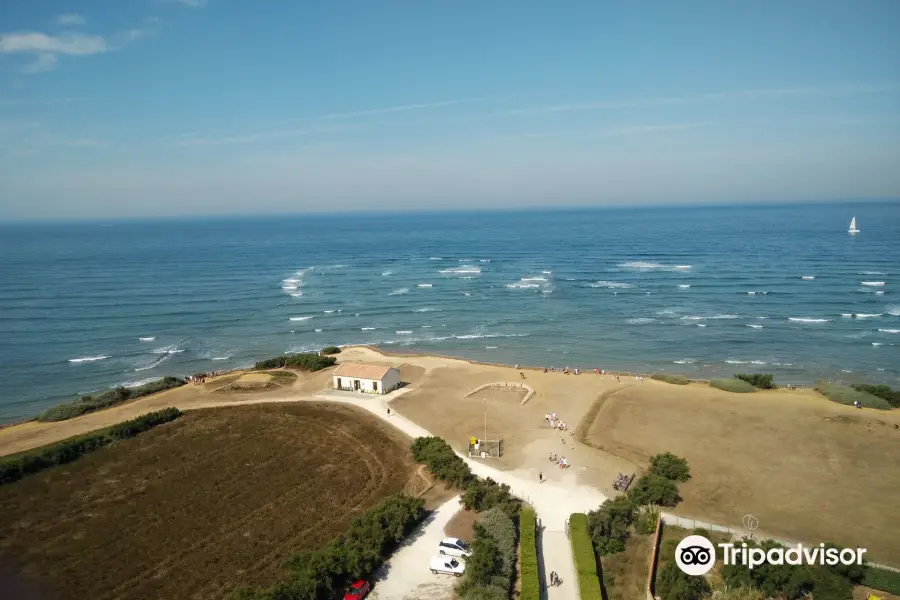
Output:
[
  {"xmin": 386, "ymin": 407, "xmax": 391, "ymax": 417},
  {"xmin": 539, "ymin": 471, "xmax": 543, "ymax": 483}
]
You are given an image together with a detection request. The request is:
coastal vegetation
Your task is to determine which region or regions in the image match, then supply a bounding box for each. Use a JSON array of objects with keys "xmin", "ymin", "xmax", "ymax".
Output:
[
  {"xmin": 815, "ymin": 381, "xmax": 892, "ymax": 410},
  {"xmin": 0, "ymin": 403, "xmax": 418, "ymax": 600},
  {"xmin": 37, "ymin": 376, "xmax": 186, "ymax": 422},
  {"xmin": 320, "ymin": 345, "xmax": 341, "ymax": 355},
  {"xmin": 518, "ymin": 507, "xmax": 540, "ymax": 600},
  {"xmin": 253, "ymin": 353, "xmax": 336, "ymax": 371},
  {"xmin": 1, "ymin": 408, "xmax": 182, "ymax": 485},
  {"xmin": 708, "ymin": 377, "xmax": 756, "ymax": 393},
  {"xmin": 863, "ymin": 565, "xmax": 900, "ymax": 595},
  {"xmin": 850, "ymin": 383, "xmax": 900, "ymax": 408},
  {"xmin": 651, "ymin": 373, "xmax": 690, "ymax": 385},
  {"xmin": 734, "ymin": 373, "xmax": 776, "ymax": 389}
]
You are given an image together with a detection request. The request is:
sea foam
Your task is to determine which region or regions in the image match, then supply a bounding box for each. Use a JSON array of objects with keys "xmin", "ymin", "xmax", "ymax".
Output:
[
  {"xmin": 591, "ymin": 281, "xmax": 633, "ymax": 289},
  {"xmin": 69, "ymin": 355, "xmax": 109, "ymax": 363},
  {"xmin": 289, "ymin": 316, "xmax": 313, "ymax": 321},
  {"xmin": 861, "ymin": 281, "xmax": 885, "ymax": 287},
  {"xmin": 389, "ymin": 287, "xmax": 409, "ymax": 295},
  {"xmin": 138, "ymin": 337, "xmax": 155, "ymax": 342},
  {"xmin": 789, "ymin": 317, "xmax": 829, "ymax": 323}
]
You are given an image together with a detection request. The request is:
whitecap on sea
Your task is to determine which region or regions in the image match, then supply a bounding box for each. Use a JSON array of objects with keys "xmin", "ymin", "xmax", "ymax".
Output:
[
  {"xmin": 69, "ymin": 355, "xmax": 109, "ymax": 363},
  {"xmin": 788, "ymin": 317, "xmax": 829, "ymax": 323}
]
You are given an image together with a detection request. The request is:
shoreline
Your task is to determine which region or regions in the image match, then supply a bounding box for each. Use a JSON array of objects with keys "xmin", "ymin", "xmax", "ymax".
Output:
[{"xmin": 0, "ymin": 344, "xmax": 851, "ymax": 427}]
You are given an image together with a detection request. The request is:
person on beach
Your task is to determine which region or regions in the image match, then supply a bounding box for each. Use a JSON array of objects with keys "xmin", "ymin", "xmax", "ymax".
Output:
[
  {"xmin": 539, "ymin": 471, "xmax": 543, "ymax": 483},
  {"xmin": 386, "ymin": 407, "xmax": 391, "ymax": 417}
]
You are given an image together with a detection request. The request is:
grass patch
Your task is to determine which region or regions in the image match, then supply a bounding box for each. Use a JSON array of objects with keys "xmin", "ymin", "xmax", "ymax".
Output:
[
  {"xmin": 519, "ymin": 507, "xmax": 539, "ymax": 600},
  {"xmin": 600, "ymin": 532, "xmax": 653, "ymax": 600},
  {"xmin": 651, "ymin": 374, "xmax": 690, "ymax": 385},
  {"xmin": 851, "ymin": 384, "xmax": 900, "ymax": 408},
  {"xmin": 0, "ymin": 408, "xmax": 182, "ymax": 485},
  {"xmin": 38, "ymin": 377, "xmax": 186, "ymax": 422},
  {"xmin": 709, "ymin": 378, "xmax": 756, "ymax": 393},
  {"xmin": 569, "ymin": 513, "xmax": 602, "ymax": 600},
  {"xmin": 864, "ymin": 566, "xmax": 900, "ymax": 595},
  {"xmin": 266, "ymin": 370, "xmax": 298, "ymax": 383},
  {"xmin": 815, "ymin": 381, "xmax": 892, "ymax": 410}
]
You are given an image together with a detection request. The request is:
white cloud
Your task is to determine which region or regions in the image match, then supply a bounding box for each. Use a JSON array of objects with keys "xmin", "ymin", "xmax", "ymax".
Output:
[
  {"xmin": 0, "ymin": 20, "xmax": 158, "ymax": 73},
  {"xmin": 0, "ymin": 32, "xmax": 108, "ymax": 55},
  {"xmin": 56, "ymin": 14, "xmax": 86, "ymax": 27}
]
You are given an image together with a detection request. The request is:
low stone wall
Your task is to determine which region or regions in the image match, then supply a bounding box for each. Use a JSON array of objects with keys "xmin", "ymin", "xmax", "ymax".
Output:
[{"xmin": 463, "ymin": 381, "xmax": 535, "ymax": 405}]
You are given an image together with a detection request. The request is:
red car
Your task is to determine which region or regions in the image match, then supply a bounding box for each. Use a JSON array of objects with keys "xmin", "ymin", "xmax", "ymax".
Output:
[{"xmin": 343, "ymin": 580, "xmax": 371, "ymax": 600}]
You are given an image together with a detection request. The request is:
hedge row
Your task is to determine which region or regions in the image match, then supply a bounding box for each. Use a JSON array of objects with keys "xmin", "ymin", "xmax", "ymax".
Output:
[
  {"xmin": 456, "ymin": 508, "xmax": 518, "ymax": 600},
  {"xmin": 231, "ymin": 494, "xmax": 425, "ymax": 600},
  {"xmin": 864, "ymin": 566, "xmax": 900, "ymax": 595},
  {"xmin": 253, "ymin": 353, "xmax": 336, "ymax": 371},
  {"xmin": 0, "ymin": 408, "xmax": 183, "ymax": 485},
  {"xmin": 816, "ymin": 381, "xmax": 892, "ymax": 410},
  {"xmin": 38, "ymin": 376, "xmax": 186, "ymax": 422},
  {"xmin": 518, "ymin": 507, "xmax": 539, "ymax": 600},
  {"xmin": 650, "ymin": 374, "xmax": 690, "ymax": 385},
  {"xmin": 569, "ymin": 513, "xmax": 603, "ymax": 600},
  {"xmin": 709, "ymin": 378, "xmax": 757, "ymax": 393},
  {"xmin": 320, "ymin": 346, "xmax": 341, "ymax": 355}
]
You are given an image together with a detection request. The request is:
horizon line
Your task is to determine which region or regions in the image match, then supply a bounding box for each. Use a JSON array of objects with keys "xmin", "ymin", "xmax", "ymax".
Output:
[{"xmin": 1, "ymin": 197, "xmax": 897, "ymax": 226}]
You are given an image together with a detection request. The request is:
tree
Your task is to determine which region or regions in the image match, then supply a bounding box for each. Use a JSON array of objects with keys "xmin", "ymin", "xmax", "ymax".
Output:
[
  {"xmin": 648, "ymin": 452, "xmax": 691, "ymax": 482},
  {"xmin": 821, "ymin": 542, "xmax": 867, "ymax": 583},
  {"xmin": 628, "ymin": 474, "xmax": 680, "ymax": 507},
  {"xmin": 657, "ymin": 561, "xmax": 709, "ymax": 600},
  {"xmin": 587, "ymin": 496, "xmax": 634, "ymax": 555}
]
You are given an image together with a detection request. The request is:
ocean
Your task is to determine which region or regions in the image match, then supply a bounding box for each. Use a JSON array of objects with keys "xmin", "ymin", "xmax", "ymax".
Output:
[{"xmin": 0, "ymin": 202, "xmax": 898, "ymax": 421}]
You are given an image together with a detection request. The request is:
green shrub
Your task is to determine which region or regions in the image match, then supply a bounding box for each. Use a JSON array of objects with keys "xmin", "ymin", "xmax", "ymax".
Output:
[
  {"xmin": 518, "ymin": 508, "xmax": 539, "ymax": 600},
  {"xmin": 635, "ymin": 504, "xmax": 660, "ymax": 535},
  {"xmin": 735, "ymin": 373, "xmax": 776, "ymax": 389},
  {"xmin": 0, "ymin": 408, "xmax": 182, "ymax": 485},
  {"xmin": 38, "ymin": 376, "xmax": 186, "ymax": 422},
  {"xmin": 477, "ymin": 508, "xmax": 517, "ymax": 579},
  {"xmin": 569, "ymin": 513, "xmax": 602, "ymax": 599},
  {"xmin": 657, "ymin": 560, "xmax": 710, "ymax": 600},
  {"xmin": 648, "ymin": 452, "xmax": 691, "ymax": 482},
  {"xmin": 233, "ymin": 493, "xmax": 425, "ymax": 600},
  {"xmin": 815, "ymin": 381, "xmax": 891, "ymax": 410},
  {"xmin": 587, "ymin": 495, "xmax": 634, "ymax": 555},
  {"xmin": 254, "ymin": 353, "xmax": 336, "ymax": 371},
  {"xmin": 709, "ymin": 378, "xmax": 756, "ymax": 393},
  {"xmin": 320, "ymin": 346, "xmax": 341, "ymax": 355},
  {"xmin": 410, "ymin": 436, "xmax": 474, "ymax": 489},
  {"xmin": 456, "ymin": 520, "xmax": 510, "ymax": 600},
  {"xmin": 461, "ymin": 477, "xmax": 521, "ymax": 519},
  {"xmin": 850, "ymin": 383, "xmax": 900, "ymax": 409},
  {"xmin": 651, "ymin": 374, "xmax": 690, "ymax": 385},
  {"xmin": 628, "ymin": 474, "xmax": 681, "ymax": 507},
  {"xmin": 864, "ymin": 566, "xmax": 900, "ymax": 595}
]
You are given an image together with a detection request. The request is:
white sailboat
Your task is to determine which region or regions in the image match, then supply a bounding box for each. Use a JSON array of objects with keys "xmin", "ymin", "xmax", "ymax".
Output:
[{"xmin": 848, "ymin": 216, "xmax": 859, "ymax": 234}]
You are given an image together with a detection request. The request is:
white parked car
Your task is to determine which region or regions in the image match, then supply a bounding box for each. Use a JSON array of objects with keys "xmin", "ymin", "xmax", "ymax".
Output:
[
  {"xmin": 430, "ymin": 555, "xmax": 465, "ymax": 577},
  {"xmin": 437, "ymin": 537, "xmax": 472, "ymax": 558}
]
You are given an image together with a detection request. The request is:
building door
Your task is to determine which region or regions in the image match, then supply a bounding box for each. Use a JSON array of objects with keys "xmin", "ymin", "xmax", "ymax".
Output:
[
  {"xmin": 354, "ymin": 379, "xmax": 360, "ymax": 391},
  {"xmin": 373, "ymin": 381, "xmax": 379, "ymax": 393},
  {"xmin": 336, "ymin": 378, "xmax": 342, "ymax": 389}
]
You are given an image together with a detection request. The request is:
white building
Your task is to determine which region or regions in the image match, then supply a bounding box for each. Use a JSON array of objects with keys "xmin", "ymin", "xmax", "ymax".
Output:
[{"xmin": 332, "ymin": 363, "xmax": 401, "ymax": 395}]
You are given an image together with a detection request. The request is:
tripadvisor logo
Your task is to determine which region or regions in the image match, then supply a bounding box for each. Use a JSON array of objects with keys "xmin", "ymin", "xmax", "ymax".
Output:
[{"xmin": 675, "ymin": 535, "xmax": 867, "ymax": 576}]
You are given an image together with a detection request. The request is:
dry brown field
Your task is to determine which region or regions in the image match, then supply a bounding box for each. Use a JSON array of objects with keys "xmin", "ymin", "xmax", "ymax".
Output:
[
  {"xmin": 579, "ymin": 382, "xmax": 900, "ymax": 562},
  {"xmin": 0, "ymin": 402, "xmax": 422, "ymax": 600}
]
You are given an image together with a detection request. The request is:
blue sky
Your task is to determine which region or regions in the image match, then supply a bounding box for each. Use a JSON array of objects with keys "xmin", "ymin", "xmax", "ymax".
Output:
[{"xmin": 0, "ymin": 1, "xmax": 898, "ymax": 220}]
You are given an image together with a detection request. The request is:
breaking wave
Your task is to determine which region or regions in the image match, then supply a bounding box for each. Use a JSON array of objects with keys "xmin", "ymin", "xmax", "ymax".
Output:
[
  {"xmin": 626, "ymin": 317, "xmax": 656, "ymax": 325},
  {"xmin": 618, "ymin": 261, "xmax": 692, "ymax": 272},
  {"xmin": 138, "ymin": 337, "xmax": 155, "ymax": 342},
  {"xmin": 801, "ymin": 276, "xmax": 815, "ymax": 280},
  {"xmin": 389, "ymin": 288, "xmax": 409, "ymax": 295},
  {"xmin": 69, "ymin": 355, "xmax": 108, "ymax": 363},
  {"xmin": 289, "ymin": 316, "xmax": 314, "ymax": 321},
  {"xmin": 417, "ymin": 283, "xmax": 433, "ymax": 288},
  {"xmin": 590, "ymin": 281, "xmax": 633, "ymax": 289},
  {"xmin": 789, "ymin": 317, "xmax": 829, "ymax": 323},
  {"xmin": 861, "ymin": 281, "xmax": 885, "ymax": 287}
]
